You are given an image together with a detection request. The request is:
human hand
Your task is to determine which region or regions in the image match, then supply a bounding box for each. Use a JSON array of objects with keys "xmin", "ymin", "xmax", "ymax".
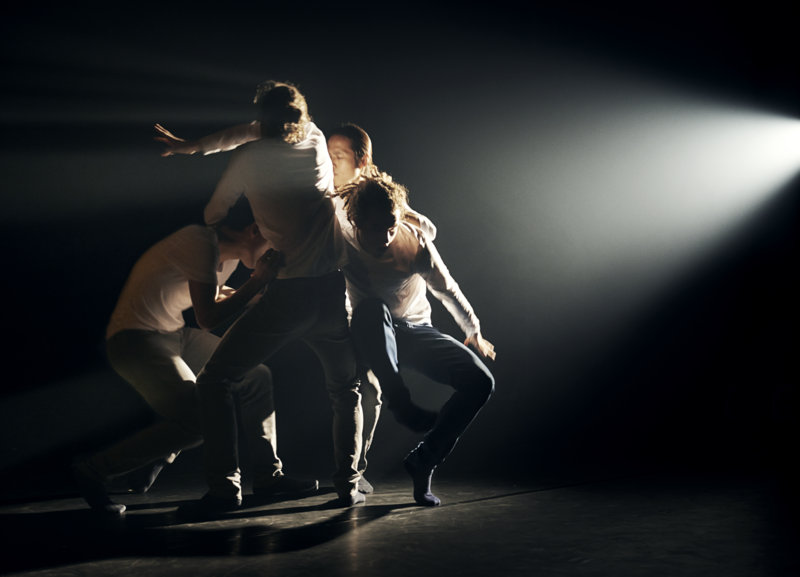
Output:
[
  {"xmin": 465, "ymin": 333, "xmax": 496, "ymax": 361},
  {"xmin": 216, "ymin": 286, "xmax": 236, "ymax": 301},
  {"xmin": 154, "ymin": 123, "xmax": 194, "ymax": 156},
  {"xmin": 252, "ymin": 249, "xmax": 284, "ymax": 283}
]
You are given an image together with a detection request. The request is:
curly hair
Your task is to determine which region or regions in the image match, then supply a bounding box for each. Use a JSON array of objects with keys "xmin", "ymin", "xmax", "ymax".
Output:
[
  {"xmin": 253, "ymin": 80, "xmax": 310, "ymax": 144},
  {"xmin": 338, "ymin": 173, "xmax": 409, "ymax": 227}
]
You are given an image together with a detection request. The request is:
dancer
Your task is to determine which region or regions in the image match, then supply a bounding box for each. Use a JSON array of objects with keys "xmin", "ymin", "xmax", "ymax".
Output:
[
  {"xmin": 73, "ymin": 196, "xmax": 317, "ymax": 515},
  {"xmin": 339, "ymin": 174, "xmax": 495, "ymax": 506},
  {"xmin": 180, "ymin": 81, "xmax": 364, "ymax": 518}
]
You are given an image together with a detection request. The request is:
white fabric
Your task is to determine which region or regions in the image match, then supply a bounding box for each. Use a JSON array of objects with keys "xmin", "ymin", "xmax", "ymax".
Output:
[
  {"xmin": 204, "ymin": 122, "xmax": 340, "ymax": 279},
  {"xmin": 336, "ymin": 201, "xmax": 480, "ymax": 338},
  {"xmin": 196, "ymin": 121, "xmax": 261, "ymax": 155},
  {"xmin": 106, "ymin": 225, "xmax": 238, "ymax": 338}
]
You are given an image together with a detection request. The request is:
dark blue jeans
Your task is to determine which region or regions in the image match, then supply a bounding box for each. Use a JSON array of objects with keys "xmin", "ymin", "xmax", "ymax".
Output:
[{"xmin": 350, "ymin": 298, "xmax": 494, "ymax": 465}]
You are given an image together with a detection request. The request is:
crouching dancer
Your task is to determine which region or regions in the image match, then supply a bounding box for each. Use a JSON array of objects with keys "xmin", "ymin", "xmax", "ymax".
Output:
[
  {"xmin": 73, "ymin": 197, "xmax": 317, "ymax": 515},
  {"xmin": 336, "ymin": 175, "xmax": 496, "ymax": 506}
]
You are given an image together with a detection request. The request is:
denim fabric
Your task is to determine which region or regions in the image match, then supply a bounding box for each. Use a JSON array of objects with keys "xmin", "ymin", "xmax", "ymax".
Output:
[{"xmin": 350, "ymin": 299, "xmax": 494, "ymax": 464}]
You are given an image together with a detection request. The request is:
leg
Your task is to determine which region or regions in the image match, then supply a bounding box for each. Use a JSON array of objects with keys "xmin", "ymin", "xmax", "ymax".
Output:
[
  {"xmin": 303, "ymin": 272, "xmax": 363, "ymax": 505},
  {"xmin": 195, "ymin": 285, "xmax": 313, "ymax": 503},
  {"xmin": 395, "ymin": 324, "xmax": 495, "ymax": 506},
  {"xmin": 357, "ymin": 368, "xmax": 381, "ymax": 493},
  {"xmin": 75, "ymin": 329, "xmax": 207, "ymax": 514},
  {"xmin": 234, "ymin": 363, "xmax": 319, "ymax": 499},
  {"xmin": 350, "ymin": 299, "xmax": 437, "ymax": 432},
  {"xmin": 93, "ymin": 330, "xmax": 206, "ymax": 475},
  {"xmin": 397, "ymin": 325, "xmax": 494, "ymax": 462}
]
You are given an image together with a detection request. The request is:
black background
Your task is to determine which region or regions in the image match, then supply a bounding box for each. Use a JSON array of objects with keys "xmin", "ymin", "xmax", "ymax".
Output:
[{"xmin": 1, "ymin": 1, "xmax": 797, "ymax": 496}]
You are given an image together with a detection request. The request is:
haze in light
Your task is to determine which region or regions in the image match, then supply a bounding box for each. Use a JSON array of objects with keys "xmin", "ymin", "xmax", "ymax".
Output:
[{"xmin": 441, "ymin": 52, "xmax": 800, "ymax": 362}]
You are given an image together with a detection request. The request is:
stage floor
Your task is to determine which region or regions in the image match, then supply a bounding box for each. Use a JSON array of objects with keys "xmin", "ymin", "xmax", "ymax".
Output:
[{"xmin": 0, "ymin": 464, "xmax": 797, "ymax": 577}]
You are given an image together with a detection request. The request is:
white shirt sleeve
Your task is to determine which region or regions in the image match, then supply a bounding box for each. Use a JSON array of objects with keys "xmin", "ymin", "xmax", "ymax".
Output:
[
  {"xmin": 404, "ymin": 204, "xmax": 438, "ymax": 240},
  {"xmin": 420, "ymin": 239, "xmax": 481, "ymax": 338},
  {"xmin": 203, "ymin": 151, "xmax": 247, "ymax": 226},
  {"xmin": 196, "ymin": 121, "xmax": 261, "ymax": 155}
]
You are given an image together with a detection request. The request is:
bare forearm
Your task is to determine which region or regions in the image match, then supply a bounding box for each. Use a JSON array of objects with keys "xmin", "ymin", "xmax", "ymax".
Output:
[{"xmin": 200, "ymin": 275, "xmax": 267, "ymax": 329}]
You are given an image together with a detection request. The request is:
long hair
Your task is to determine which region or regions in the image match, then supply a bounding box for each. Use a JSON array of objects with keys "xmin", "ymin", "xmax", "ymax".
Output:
[{"xmin": 253, "ymin": 80, "xmax": 310, "ymax": 144}]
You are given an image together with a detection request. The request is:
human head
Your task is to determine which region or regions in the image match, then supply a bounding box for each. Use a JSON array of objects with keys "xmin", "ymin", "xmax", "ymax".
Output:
[
  {"xmin": 345, "ymin": 174, "xmax": 408, "ymax": 256},
  {"xmin": 327, "ymin": 123, "xmax": 377, "ymax": 188},
  {"xmin": 215, "ymin": 195, "xmax": 269, "ymax": 268},
  {"xmin": 253, "ymin": 80, "xmax": 310, "ymax": 144}
]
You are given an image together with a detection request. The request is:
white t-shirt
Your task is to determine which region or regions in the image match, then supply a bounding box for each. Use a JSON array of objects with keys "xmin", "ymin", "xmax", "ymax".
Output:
[
  {"xmin": 106, "ymin": 225, "xmax": 239, "ymax": 339},
  {"xmin": 203, "ymin": 122, "xmax": 341, "ymax": 279}
]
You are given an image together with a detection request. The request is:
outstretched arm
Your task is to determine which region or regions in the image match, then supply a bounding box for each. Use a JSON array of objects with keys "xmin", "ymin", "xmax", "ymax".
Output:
[
  {"xmin": 154, "ymin": 121, "xmax": 261, "ymax": 157},
  {"xmin": 188, "ymin": 248, "xmax": 282, "ymax": 330}
]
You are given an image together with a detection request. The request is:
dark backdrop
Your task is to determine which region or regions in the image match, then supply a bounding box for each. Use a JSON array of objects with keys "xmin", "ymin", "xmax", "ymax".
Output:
[{"xmin": 1, "ymin": 1, "xmax": 797, "ymax": 499}]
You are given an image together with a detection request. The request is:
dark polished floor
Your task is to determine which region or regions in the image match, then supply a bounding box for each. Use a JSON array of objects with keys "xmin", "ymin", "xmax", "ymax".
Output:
[{"xmin": 1, "ymin": 457, "xmax": 797, "ymax": 577}]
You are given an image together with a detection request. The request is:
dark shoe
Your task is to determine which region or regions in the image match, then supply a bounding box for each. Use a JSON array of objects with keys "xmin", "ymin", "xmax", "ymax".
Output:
[
  {"xmin": 390, "ymin": 403, "xmax": 438, "ymax": 433},
  {"xmin": 336, "ymin": 491, "xmax": 366, "ymax": 507},
  {"xmin": 357, "ymin": 476, "xmax": 374, "ymax": 494},
  {"xmin": 252, "ymin": 475, "xmax": 319, "ymax": 499},
  {"xmin": 126, "ymin": 459, "xmax": 168, "ymax": 494},
  {"xmin": 72, "ymin": 460, "xmax": 126, "ymax": 516},
  {"xmin": 403, "ymin": 443, "xmax": 441, "ymax": 507},
  {"xmin": 176, "ymin": 493, "xmax": 241, "ymax": 521}
]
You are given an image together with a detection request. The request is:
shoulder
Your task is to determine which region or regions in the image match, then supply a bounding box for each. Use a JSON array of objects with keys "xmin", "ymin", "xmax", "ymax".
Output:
[
  {"xmin": 160, "ymin": 225, "xmax": 217, "ymax": 256},
  {"xmin": 174, "ymin": 224, "xmax": 216, "ymax": 243}
]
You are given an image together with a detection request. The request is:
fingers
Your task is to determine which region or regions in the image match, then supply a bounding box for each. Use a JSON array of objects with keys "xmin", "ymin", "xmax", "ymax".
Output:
[
  {"xmin": 465, "ymin": 335, "xmax": 496, "ymax": 361},
  {"xmin": 154, "ymin": 123, "xmax": 172, "ymax": 137}
]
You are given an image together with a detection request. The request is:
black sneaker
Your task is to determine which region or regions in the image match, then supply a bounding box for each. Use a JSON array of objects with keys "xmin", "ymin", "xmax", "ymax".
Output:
[
  {"xmin": 72, "ymin": 460, "xmax": 126, "ymax": 516},
  {"xmin": 252, "ymin": 475, "xmax": 319, "ymax": 499}
]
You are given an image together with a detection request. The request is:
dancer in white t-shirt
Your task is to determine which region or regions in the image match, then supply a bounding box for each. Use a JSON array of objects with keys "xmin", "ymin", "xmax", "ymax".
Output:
[{"xmin": 73, "ymin": 197, "xmax": 317, "ymax": 515}]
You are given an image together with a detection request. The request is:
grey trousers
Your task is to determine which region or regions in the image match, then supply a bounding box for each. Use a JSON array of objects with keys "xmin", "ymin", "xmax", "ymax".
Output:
[
  {"xmin": 196, "ymin": 271, "xmax": 363, "ymax": 500},
  {"xmin": 88, "ymin": 327, "xmax": 279, "ymax": 484},
  {"xmin": 358, "ymin": 368, "xmax": 382, "ymax": 476}
]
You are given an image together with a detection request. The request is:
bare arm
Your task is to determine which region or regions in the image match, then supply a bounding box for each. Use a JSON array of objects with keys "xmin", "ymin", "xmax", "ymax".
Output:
[{"xmin": 188, "ymin": 249, "xmax": 282, "ymax": 330}]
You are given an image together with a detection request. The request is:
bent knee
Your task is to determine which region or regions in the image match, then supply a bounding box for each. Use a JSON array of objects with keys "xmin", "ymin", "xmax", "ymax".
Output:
[{"xmin": 467, "ymin": 369, "xmax": 495, "ymax": 404}]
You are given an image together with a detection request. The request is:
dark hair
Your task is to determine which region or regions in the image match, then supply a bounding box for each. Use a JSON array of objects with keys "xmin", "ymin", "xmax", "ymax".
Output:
[
  {"xmin": 216, "ymin": 194, "xmax": 255, "ymax": 232},
  {"xmin": 328, "ymin": 123, "xmax": 375, "ymax": 172},
  {"xmin": 343, "ymin": 173, "xmax": 408, "ymax": 227},
  {"xmin": 253, "ymin": 80, "xmax": 310, "ymax": 144}
]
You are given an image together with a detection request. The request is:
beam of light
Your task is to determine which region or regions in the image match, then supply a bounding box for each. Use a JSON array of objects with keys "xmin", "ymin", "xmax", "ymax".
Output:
[
  {"xmin": 524, "ymin": 101, "xmax": 800, "ymax": 328},
  {"xmin": 436, "ymin": 59, "xmax": 800, "ymax": 362}
]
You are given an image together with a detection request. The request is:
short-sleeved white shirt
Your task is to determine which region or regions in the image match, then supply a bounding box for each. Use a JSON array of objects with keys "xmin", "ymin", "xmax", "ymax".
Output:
[{"xmin": 106, "ymin": 225, "xmax": 238, "ymax": 338}]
